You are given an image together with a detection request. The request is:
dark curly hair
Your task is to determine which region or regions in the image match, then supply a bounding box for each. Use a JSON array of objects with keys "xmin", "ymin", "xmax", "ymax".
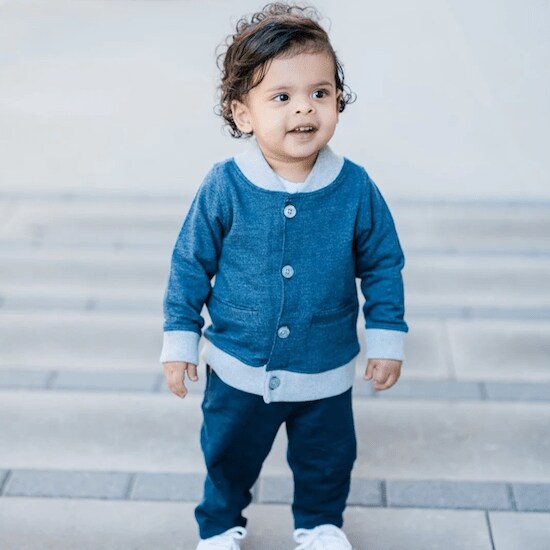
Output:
[{"xmin": 216, "ymin": 2, "xmax": 355, "ymax": 138}]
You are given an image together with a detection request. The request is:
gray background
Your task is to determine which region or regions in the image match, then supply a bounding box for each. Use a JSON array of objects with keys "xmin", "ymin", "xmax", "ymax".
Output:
[{"xmin": 1, "ymin": 0, "xmax": 548, "ymax": 200}]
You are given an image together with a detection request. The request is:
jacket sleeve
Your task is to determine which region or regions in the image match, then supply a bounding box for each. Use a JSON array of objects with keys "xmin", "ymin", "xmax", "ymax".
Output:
[
  {"xmin": 160, "ymin": 167, "xmax": 229, "ymax": 364},
  {"xmin": 355, "ymin": 172, "xmax": 408, "ymax": 361}
]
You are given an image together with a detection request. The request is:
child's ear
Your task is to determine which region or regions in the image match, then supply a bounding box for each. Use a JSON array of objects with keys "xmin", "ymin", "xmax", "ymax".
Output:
[
  {"xmin": 335, "ymin": 90, "xmax": 342, "ymax": 116},
  {"xmin": 231, "ymin": 100, "xmax": 253, "ymax": 134}
]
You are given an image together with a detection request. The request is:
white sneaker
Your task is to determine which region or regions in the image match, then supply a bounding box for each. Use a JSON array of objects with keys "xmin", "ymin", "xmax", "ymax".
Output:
[
  {"xmin": 293, "ymin": 524, "xmax": 352, "ymax": 550},
  {"xmin": 196, "ymin": 526, "xmax": 247, "ymax": 550}
]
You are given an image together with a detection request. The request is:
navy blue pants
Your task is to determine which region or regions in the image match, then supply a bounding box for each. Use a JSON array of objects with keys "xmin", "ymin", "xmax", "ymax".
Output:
[{"xmin": 195, "ymin": 368, "xmax": 357, "ymax": 539}]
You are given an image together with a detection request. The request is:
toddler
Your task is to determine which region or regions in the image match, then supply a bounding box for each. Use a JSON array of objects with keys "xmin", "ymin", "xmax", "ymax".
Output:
[{"xmin": 161, "ymin": 3, "xmax": 407, "ymax": 549}]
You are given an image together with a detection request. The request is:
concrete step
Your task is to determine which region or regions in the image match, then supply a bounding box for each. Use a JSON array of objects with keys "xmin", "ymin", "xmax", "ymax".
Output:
[
  {"xmin": 0, "ymin": 311, "xmax": 162, "ymax": 371},
  {"xmin": 0, "ymin": 248, "xmax": 168, "ymax": 288},
  {"xmin": 3, "ymin": 467, "xmax": 549, "ymax": 513},
  {"xmin": 3, "ymin": 366, "xmax": 550, "ymax": 404},
  {"xmin": 404, "ymin": 318, "xmax": 550, "ymax": 382},
  {"xmin": 2, "ymin": 199, "xmax": 550, "ymax": 255},
  {"xmin": 0, "ymin": 498, "xmax": 518, "ymax": 550},
  {"xmin": 404, "ymin": 254, "xmax": 550, "ymax": 312},
  {"xmin": 2, "ymin": 284, "xmax": 550, "ymax": 319},
  {"xmin": 1, "ymin": 311, "xmax": 549, "ymax": 383},
  {"xmin": 2, "ymin": 251, "xmax": 550, "ymax": 316},
  {"xmin": 0, "ymin": 202, "xmax": 186, "ymax": 249},
  {"xmin": 393, "ymin": 202, "xmax": 550, "ymax": 255},
  {"xmin": 1, "ymin": 390, "xmax": 549, "ymax": 483},
  {"xmin": 0, "ymin": 283, "xmax": 164, "ymax": 312},
  {"xmin": 0, "ymin": 390, "xmax": 203, "ymax": 474}
]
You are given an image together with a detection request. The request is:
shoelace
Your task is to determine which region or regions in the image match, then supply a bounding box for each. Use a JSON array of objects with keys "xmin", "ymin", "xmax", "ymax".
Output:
[
  {"xmin": 200, "ymin": 526, "xmax": 247, "ymax": 549},
  {"xmin": 293, "ymin": 524, "xmax": 351, "ymax": 550}
]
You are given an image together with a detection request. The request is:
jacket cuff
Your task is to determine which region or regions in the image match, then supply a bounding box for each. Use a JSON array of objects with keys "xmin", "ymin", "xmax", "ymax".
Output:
[
  {"xmin": 364, "ymin": 329, "xmax": 405, "ymax": 361},
  {"xmin": 159, "ymin": 330, "xmax": 200, "ymax": 365}
]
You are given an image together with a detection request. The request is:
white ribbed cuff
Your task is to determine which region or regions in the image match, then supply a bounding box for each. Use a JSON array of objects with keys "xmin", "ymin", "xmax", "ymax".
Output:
[
  {"xmin": 364, "ymin": 329, "xmax": 405, "ymax": 361},
  {"xmin": 159, "ymin": 330, "xmax": 200, "ymax": 365}
]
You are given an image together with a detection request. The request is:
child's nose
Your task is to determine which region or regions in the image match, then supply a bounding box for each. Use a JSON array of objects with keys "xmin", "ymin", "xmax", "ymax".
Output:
[{"xmin": 295, "ymin": 100, "xmax": 314, "ymax": 114}]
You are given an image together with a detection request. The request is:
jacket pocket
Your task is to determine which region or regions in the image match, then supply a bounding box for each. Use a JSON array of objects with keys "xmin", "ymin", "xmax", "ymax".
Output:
[
  {"xmin": 206, "ymin": 294, "xmax": 260, "ymax": 339},
  {"xmin": 305, "ymin": 301, "xmax": 359, "ymax": 371},
  {"xmin": 311, "ymin": 301, "xmax": 357, "ymax": 325}
]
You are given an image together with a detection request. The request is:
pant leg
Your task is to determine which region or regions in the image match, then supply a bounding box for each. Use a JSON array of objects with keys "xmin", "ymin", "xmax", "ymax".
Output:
[
  {"xmin": 285, "ymin": 388, "xmax": 357, "ymax": 529},
  {"xmin": 195, "ymin": 368, "xmax": 288, "ymax": 539}
]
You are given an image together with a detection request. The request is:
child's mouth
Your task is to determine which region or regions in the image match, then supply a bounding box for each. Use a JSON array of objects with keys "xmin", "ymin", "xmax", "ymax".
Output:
[{"xmin": 290, "ymin": 126, "xmax": 316, "ymax": 133}]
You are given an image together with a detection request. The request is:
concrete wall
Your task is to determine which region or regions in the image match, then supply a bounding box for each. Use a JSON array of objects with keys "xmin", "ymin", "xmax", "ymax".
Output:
[{"xmin": 0, "ymin": 0, "xmax": 548, "ymax": 200}]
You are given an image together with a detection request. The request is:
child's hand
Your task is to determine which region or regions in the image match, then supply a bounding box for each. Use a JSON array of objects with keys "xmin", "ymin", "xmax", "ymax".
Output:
[
  {"xmin": 163, "ymin": 361, "xmax": 198, "ymax": 399},
  {"xmin": 364, "ymin": 359, "xmax": 402, "ymax": 391}
]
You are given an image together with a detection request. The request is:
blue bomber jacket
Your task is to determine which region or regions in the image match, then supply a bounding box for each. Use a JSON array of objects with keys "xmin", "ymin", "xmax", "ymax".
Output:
[{"xmin": 161, "ymin": 140, "xmax": 407, "ymax": 403}]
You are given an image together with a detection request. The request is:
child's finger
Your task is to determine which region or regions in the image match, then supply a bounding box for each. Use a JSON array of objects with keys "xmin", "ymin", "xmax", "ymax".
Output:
[
  {"xmin": 373, "ymin": 365, "xmax": 391, "ymax": 385},
  {"xmin": 163, "ymin": 364, "xmax": 176, "ymax": 393},
  {"xmin": 163, "ymin": 362, "xmax": 188, "ymax": 398},
  {"xmin": 364, "ymin": 362, "xmax": 375, "ymax": 380},
  {"xmin": 186, "ymin": 363, "xmax": 198, "ymax": 381},
  {"xmin": 374, "ymin": 373, "xmax": 398, "ymax": 391},
  {"xmin": 172, "ymin": 368, "xmax": 188, "ymax": 397}
]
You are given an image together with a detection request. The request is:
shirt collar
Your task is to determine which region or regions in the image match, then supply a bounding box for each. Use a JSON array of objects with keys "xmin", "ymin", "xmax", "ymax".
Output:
[{"xmin": 234, "ymin": 138, "xmax": 344, "ymax": 193}]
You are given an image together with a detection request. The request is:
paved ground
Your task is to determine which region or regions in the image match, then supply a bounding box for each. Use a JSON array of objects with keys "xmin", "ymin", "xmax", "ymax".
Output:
[{"xmin": 1, "ymin": 1, "xmax": 549, "ymax": 549}]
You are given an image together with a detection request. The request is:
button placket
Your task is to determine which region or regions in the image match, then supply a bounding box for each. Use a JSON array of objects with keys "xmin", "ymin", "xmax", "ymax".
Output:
[{"xmin": 276, "ymin": 201, "xmax": 296, "ymax": 357}]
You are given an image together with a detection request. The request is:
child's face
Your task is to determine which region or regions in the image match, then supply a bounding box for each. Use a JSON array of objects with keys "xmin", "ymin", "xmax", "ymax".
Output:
[{"xmin": 231, "ymin": 50, "xmax": 341, "ymax": 175}]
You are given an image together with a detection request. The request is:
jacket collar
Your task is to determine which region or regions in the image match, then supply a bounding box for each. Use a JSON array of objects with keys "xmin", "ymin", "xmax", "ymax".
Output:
[{"xmin": 234, "ymin": 138, "xmax": 344, "ymax": 193}]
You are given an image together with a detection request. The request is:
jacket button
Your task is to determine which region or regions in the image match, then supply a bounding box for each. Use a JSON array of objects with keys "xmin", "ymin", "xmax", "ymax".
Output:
[
  {"xmin": 281, "ymin": 265, "xmax": 294, "ymax": 279},
  {"xmin": 269, "ymin": 376, "xmax": 281, "ymax": 390},
  {"xmin": 277, "ymin": 326, "xmax": 290, "ymax": 339},
  {"xmin": 283, "ymin": 205, "xmax": 296, "ymax": 218}
]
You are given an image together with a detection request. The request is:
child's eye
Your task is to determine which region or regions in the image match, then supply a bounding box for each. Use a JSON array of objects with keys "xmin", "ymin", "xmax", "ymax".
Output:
[
  {"xmin": 312, "ymin": 89, "xmax": 328, "ymax": 99},
  {"xmin": 273, "ymin": 93, "xmax": 289, "ymax": 102}
]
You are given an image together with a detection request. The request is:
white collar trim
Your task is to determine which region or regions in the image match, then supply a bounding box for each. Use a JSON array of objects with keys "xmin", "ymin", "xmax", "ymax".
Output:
[{"xmin": 234, "ymin": 138, "xmax": 344, "ymax": 193}]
